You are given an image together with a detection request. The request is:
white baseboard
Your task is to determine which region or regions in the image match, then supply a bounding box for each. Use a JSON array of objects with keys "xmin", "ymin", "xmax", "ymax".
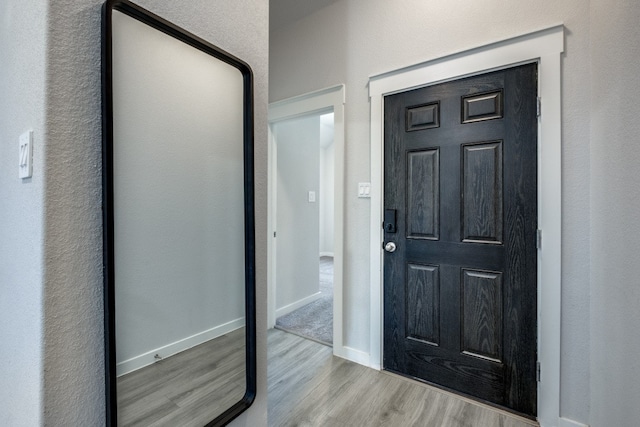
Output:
[
  {"xmin": 558, "ymin": 417, "xmax": 589, "ymax": 427},
  {"xmin": 276, "ymin": 292, "xmax": 321, "ymax": 318},
  {"xmin": 116, "ymin": 317, "xmax": 245, "ymax": 377},
  {"xmin": 319, "ymin": 252, "xmax": 334, "ymax": 258},
  {"xmin": 335, "ymin": 345, "xmax": 370, "ymax": 366}
]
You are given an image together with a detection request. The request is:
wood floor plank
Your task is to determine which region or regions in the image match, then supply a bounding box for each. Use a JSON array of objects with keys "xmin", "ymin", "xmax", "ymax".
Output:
[
  {"xmin": 268, "ymin": 329, "xmax": 538, "ymax": 427},
  {"xmin": 117, "ymin": 327, "xmax": 246, "ymax": 427},
  {"xmin": 117, "ymin": 391, "xmax": 179, "ymax": 427},
  {"xmin": 149, "ymin": 379, "xmax": 245, "ymax": 427},
  {"xmin": 119, "ymin": 326, "xmax": 539, "ymax": 426}
]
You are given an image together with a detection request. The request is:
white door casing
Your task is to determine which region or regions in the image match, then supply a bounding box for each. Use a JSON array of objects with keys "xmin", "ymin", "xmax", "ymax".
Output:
[{"xmin": 268, "ymin": 85, "xmax": 347, "ymax": 358}]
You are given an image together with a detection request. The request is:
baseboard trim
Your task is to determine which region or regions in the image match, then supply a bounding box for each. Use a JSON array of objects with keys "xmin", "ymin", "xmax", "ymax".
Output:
[
  {"xmin": 335, "ymin": 345, "xmax": 370, "ymax": 366},
  {"xmin": 276, "ymin": 292, "xmax": 322, "ymax": 318},
  {"xmin": 116, "ymin": 317, "xmax": 245, "ymax": 376},
  {"xmin": 319, "ymin": 252, "xmax": 334, "ymax": 258},
  {"xmin": 558, "ymin": 417, "xmax": 589, "ymax": 427}
]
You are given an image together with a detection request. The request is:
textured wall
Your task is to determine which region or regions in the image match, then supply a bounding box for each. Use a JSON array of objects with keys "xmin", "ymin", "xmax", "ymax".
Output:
[
  {"xmin": 270, "ymin": 0, "xmax": 591, "ymax": 423},
  {"xmin": 43, "ymin": 2, "xmax": 111, "ymax": 423},
  {"xmin": 40, "ymin": 0, "xmax": 269, "ymax": 425},
  {"xmin": 589, "ymin": 1, "xmax": 640, "ymax": 426},
  {"xmin": 0, "ymin": 0, "xmax": 47, "ymax": 425}
]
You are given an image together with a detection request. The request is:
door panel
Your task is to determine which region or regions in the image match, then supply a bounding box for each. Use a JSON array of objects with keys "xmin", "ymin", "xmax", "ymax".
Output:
[
  {"xmin": 407, "ymin": 149, "xmax": 440, "ymax": 239},
  {"xmin": 461, "ymin": 141, "xmax": 503, "ymax": 243},
  {"xmin": 383, "ymin": 64, "xmax": 538, "ymax": 416},
  {"xmin": 461, "ymin": 268, "xmax": 503, "ymax": 361},
  {"xmin": 406, "ymin": 263, "xmax": 440, "ymax": 345}
]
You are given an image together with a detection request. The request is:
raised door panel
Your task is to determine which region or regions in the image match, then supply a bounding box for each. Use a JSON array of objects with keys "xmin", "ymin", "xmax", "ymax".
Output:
[
  {"xmin": 406, "ymin": 264, "xmax": 440, "ymax": 345},
  {"xmin": 406, "ymin": 102, "xmax": 440, "ymax": 131},
  {"xmin": 461, "ymin": 269, "xmax": 503, "ymax": 362},
  {"xmin": 407, "ymin": 149, "xmax": 440, "ymax": 240},
  {"xmin": 462, "ymin": 90, "xmax": 503, "ymax": 123},
  {"xmin": 461, "ymin": 141, "xmax": 503, "ymax": 244}
]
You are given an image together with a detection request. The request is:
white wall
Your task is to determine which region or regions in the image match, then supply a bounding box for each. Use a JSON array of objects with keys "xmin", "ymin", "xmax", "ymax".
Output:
[
  {"xmin": 319, "ymin": 113, "xmax": 335, "ymax": 256},
  {"xmin": 1, "ymin": 0, "xmax": 269, "ymax": 425},
  {"xmin": 275, "ymin": 115, "xmax": 321, "ymax": 312},
  {"xmin": 589, "ymin": 1, "xmax": 640, "ymax": 426},
  {"xmin": 270, "ymin": 0, "xmax": 591, "ymax": 424},
  {"xmin": 0, "ymin": 0, "xmax": 47, "ymax": 425}
]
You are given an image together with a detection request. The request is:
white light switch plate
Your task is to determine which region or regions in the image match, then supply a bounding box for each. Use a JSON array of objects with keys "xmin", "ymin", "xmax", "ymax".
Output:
[
  {"xmin": 358, "ymin": 182, "xmax": 371, "ymax": 198},
  {"xmin": 308, "ymin": 191, "xmax": 316, "ymax": 202},
  {"xmin": 19, "ymin": 130, "xmax": 33, "ymax": 179}
]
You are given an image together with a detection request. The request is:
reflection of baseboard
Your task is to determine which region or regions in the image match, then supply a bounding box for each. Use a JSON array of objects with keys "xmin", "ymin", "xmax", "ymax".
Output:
[
  {"xmin": 116, "ymin": 317, "xmax": 245, "ymax": 377},
  {"xmin": 276, "ymin": 292, "xmax": 322, "ymax": 318},
  {"xmin": 319, "ymin": 252, "xmax": 334, "ymax": 258}
]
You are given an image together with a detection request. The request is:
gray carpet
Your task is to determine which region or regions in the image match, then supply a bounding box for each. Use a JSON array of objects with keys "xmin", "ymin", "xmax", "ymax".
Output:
[{"xmin": 275, "ymin": 256, "xmax": 333, "ymax": 346}]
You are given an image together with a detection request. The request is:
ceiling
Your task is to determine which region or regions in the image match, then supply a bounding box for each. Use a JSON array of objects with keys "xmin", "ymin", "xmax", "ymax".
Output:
[{"xmin": 270, "ymin": 0, "xmax": 341, "ymax": 32}]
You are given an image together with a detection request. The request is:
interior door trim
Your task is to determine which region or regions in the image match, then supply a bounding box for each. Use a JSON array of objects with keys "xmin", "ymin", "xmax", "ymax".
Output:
[
  {"xmin": 267, "ymin": 85, "xmax": 353, "ymax": 362},
  {"xmin": 368, "ymin": 25, "xmax": 564, "ymax": 427}
]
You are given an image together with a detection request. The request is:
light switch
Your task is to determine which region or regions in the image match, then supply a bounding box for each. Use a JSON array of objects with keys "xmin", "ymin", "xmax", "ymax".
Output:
[
  {"xmin": 358, "ymin": 182, "xmax": 371, "ymax": 198},
  {"xmin": 308, "ymin": 191, "xmax": 316, "ymax": 203},
  {"xmin": 19, "ymin": 130, "xmax": 33, "ymax": 179}
]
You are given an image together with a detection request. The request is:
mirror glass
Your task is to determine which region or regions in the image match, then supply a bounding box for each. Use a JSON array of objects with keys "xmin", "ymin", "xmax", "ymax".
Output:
[{"xmin": 103, "ymin": 1, "xmax": 255, "ymax": 426}]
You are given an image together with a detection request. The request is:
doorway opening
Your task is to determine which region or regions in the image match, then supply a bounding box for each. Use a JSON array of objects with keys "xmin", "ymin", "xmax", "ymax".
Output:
[
  {"xmin": 267, "ymin": 85, "xmax": 346, "ymax": 356},
  {"xmin": 272, "ymin": 112, "xmax": 335, "ymax": 346}
]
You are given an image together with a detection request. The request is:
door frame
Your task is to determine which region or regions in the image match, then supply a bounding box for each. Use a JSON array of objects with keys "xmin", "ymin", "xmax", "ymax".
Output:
[
  {"xmin": 268, "ymin": 84, "xmax": 346, "ymax": 356},
  {"xmin": 368, "ymin": 26, "xmax": 563, "ymax": 426}
]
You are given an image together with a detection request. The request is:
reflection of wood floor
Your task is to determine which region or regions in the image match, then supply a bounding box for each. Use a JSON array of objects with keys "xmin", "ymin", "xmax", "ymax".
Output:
[
  {"xmin": 268, "ymin": 329, "xmax": 538, "ymax": 427},
  {"xmin": 117, "ymin": 328, "xmax": 245, "ymax": 427}
]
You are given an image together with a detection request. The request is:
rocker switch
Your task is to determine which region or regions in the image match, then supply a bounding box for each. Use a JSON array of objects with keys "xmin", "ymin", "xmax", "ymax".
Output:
[{"xmin": 19, "ymin": 130, "xmax": 33, "ymax": 179}]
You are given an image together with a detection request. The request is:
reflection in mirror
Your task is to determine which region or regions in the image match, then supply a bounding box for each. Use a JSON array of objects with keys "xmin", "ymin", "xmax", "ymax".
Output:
[{"xmin": 103, "ymin": 1, "xmax": 256, "ymax": 426}]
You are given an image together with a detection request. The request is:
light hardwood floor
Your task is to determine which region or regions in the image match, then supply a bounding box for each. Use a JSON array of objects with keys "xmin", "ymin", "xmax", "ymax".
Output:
[
  {"xmin": 117, "ymin": 328, "xmax": 246, "ymax": 426},
  {"xmin": 268, "ymin": 329, "xmax": 539, "ymax": 427}
]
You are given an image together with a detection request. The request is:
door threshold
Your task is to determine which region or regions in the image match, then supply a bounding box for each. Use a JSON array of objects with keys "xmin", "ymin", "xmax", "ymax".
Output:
[
  {"xmin": 272, "ymin": 325, "xmax": 333, "ymax": 348},
  {"xmin": 381, "ymin": 368, "xmax": 539, "ymax": 425}
]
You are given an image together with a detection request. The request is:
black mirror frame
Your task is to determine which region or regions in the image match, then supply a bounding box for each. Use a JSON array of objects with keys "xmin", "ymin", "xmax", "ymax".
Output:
[{"xmin": 101, "ymin": 1, "xmax": 256, "ymax": 425}]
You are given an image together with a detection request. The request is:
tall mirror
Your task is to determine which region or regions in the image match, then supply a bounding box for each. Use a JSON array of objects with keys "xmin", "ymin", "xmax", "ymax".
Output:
[{"xmin": 102, "ymin": 1, "xmax": 256, "ymax": 425}]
